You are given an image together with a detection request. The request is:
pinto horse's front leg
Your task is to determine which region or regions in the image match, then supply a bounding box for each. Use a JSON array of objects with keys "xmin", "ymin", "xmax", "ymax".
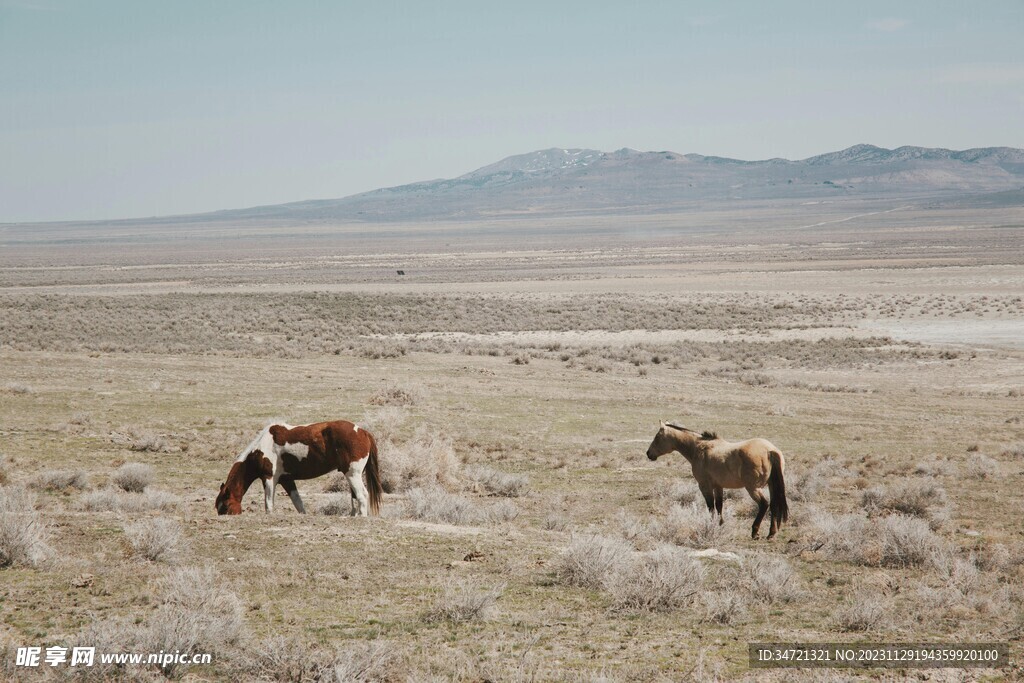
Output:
[{"xmin": 263, "ymin": 477, "xmax": 275, "ymax": 513}]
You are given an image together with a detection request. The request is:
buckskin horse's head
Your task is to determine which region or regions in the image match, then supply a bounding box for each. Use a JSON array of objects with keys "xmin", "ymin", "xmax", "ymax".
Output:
[{"xmin": 646, "ymin": 422, "xmax": 676, "ymax": 461}]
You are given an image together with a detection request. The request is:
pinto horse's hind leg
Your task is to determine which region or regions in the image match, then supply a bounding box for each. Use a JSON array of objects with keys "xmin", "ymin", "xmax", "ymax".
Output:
[
  {"xmin": 345, "ymin": 460, "xmax": 370, "ymax": 517},
  {"xmin": 346, "ymin": 472, "xmax": 368, "ymax": 517},
  {"xmin": 279, "ymin": 476, "xmax": 305, "ymax": 514},
  {"xmin": 748, "ymin": 487, "xmax": 769, "ymax": 539}
]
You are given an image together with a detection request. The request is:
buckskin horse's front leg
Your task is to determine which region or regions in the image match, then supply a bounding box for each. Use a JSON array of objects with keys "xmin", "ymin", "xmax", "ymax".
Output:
[
  {"xmin": 713, "ymin": 487, "xmax": 724, "ymax": 524},
  {"xmin": 697, "ymin": 481, "xmax": 715, "ymax": 518}
]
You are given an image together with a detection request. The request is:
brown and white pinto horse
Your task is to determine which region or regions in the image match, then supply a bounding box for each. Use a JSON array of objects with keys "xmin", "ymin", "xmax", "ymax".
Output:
[
  {"xmin": 215, "ymin": 420, "xmax": 382, "ymax": 516},
  {"xmin": 646, "ymin": 422, "xmax": 788, "ymax": 539}
]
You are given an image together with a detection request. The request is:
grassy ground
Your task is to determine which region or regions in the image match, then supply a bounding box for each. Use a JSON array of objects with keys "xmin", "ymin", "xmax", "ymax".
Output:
[{"xmin": 1, "ymin": 225, "xmax": 1022, "ymax": 681}]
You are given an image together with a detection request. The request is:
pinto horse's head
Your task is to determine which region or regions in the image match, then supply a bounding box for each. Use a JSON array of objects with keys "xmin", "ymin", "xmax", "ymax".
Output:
[
  {"xmin": 646, "ymin": 422, "xmax": 676, "ymax": 461},
  {"xmin": 215, "ymin": 482, "xmax": 242, "ymax": 515},
  {"xmin": 215, "ymin": 449, "xmax": 269, "ymax": 515}
]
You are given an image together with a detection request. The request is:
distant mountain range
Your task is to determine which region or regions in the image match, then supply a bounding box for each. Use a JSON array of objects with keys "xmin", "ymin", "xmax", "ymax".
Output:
[
  {"xmin": 196, "ymin": 144, "xmax": 1024, "ymax": 224},
  {"xmin": 12, "ymin": 144, "xmax": 1024, "ymax": 228}
]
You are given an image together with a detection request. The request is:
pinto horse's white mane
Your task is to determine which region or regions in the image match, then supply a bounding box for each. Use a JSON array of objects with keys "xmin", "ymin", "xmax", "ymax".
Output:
[{"xmin": 235, "ymin": 422, "xmax": 294, "ymax": 463}]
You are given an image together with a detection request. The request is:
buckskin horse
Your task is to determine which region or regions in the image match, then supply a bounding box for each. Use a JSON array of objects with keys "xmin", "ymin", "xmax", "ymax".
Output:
[
  {"xmin": 645, "ymin": 422, "xmax": 788, "ymax": 539},
  {"xmin": 215, "ymin": 420, "xmax": 382, "ymax": 516}
]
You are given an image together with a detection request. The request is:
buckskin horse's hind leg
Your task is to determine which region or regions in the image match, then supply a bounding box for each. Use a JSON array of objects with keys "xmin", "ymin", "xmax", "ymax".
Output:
[
  {"xmin": 767, "ymin": 502, "xmax": 779, "ymax": 539},
  {"xmin": 747, "ymin": 487, "xmax": 769, "ymax": 539}
]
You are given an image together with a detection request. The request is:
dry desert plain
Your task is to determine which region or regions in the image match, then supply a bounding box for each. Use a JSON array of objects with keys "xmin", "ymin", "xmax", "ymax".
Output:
[{"xmin": 1, "ymin": 205, "xmax": 1023, "ymax": 681}]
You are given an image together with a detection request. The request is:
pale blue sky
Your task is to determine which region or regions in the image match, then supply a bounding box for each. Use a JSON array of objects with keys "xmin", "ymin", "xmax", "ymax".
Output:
[{"xmin": 2, "ymin": 1, "xmax": 1022, "ymax": 221}]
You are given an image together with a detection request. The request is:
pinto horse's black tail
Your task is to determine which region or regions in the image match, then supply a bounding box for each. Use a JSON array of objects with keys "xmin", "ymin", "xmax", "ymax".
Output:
[
  {"xmin": 768, "ymin": 450, "xmax": 788, "ymax": 527},
  {"xmin": 365, "ymin": 435, "xmax": 383, "ymax": 516}
]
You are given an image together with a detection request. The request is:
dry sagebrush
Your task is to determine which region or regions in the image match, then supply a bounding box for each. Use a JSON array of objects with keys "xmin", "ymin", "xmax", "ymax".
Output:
[
  {"xmin": 785, "ymin": 459, "xmax": 835, "ymax": 502},
  {"xmin": 740, "ymin": 553, "xmax": 805, "ymax": 605},
  {"xmin": 700, "ymin": 590, "xmax": 746, "ymax": 625},
  {"xmin": 124, "ymin": 517, "xmax": 187, "ymax": 563},
  {"xmin": 556, "ymin": 534, "xmax": 633, "ymax": 589},
  {"xmin": 78, "ymin": 487, "xmax": 180, "ymax": 512},
  {"xmin": 1, "ymin": 382, "xmax": 32, "ymax": 394},
  {"xmin": 379, "ymin": 428, "xmax": 461, "ymax": 493},
  {"xmin": 650, "ymin": 502, "xmax": 729, "ymax": 550},
  {"xmin": 246, "ymin": 636, "xmax": 338, "ymax": 683},
  {"xmin": 67, "ymin": 566, "xmax": 243, "ymax": 678},
  {"xmin": 404, "ymin": 487, "xmax": 518, "ymax": 526},
  {"xmin": 805, "ymin": 510, "xmax": 951, "ymax": 569},
  {"xmin": 965, "ymin": 454, "xmax": 999, "ymax": 480},
  {"xmin": 112, "ymin": 462, "xmax": 155, "ymax": 492},
  {"xmin": 557, "ymin": 535, "xmax": 709, "ymax": 614},
  {"xmin": 0, "ymin": 486, "xmax": 51, "ymax": 568},
  {"xmin": 650, "ymin": 479, "xmax": 702, "ymax": 507},
  {"xmin": 424, "ymin": 578, "xmax": 506, "ymax": 623},
  {"xmin": 318, "ymin": 495, "xmax": 353, "ymax": 516},
  {"xmin": 833, "ymin": 594, "xmax": 893, "ymax": 632},
  {"xmin": 30, "ymin": 469, "xmax": 90, "ymax": 491},
  {"xmin": 142, "ymin": 567, "xmax": 244, "ymax": 675},
  {"xmin": 368, "ymin": 382, "xmax": 423, "ymax": 407},
  {"xmin": 109, "ymin": 426, "xmax": 180, "ymax": 454},
  {"xmin": 241, "ymin": 636, "xmax": 398, "ymax": 683},
  {"xmin": 464, "ymin": 464, "xmax": 530, "ymax": 498},
  {"xmin": 607, "ymin": 545, "xmax": 705, "ymax": 613},
  {"xmin": 861, "ymin": 480, "xmax": 953, "ymax": 530}
]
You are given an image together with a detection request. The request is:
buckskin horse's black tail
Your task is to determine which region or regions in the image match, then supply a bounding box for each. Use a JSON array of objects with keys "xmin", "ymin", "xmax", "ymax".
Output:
[{"xmin": 768, "ymin": 450, "xmax": 788, "ymax": 527}]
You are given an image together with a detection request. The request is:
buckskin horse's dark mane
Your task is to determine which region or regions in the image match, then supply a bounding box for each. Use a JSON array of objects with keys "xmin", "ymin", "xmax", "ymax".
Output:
[{"xmin": 665, "ymin": 422, "xmax": 718, "ymax": 440}]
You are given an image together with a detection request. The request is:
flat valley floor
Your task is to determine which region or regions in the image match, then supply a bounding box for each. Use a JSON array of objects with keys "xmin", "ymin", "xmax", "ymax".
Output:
[{"xmin": 1, "ymin": 207, "xmax": 1022, "ymax": 681}]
